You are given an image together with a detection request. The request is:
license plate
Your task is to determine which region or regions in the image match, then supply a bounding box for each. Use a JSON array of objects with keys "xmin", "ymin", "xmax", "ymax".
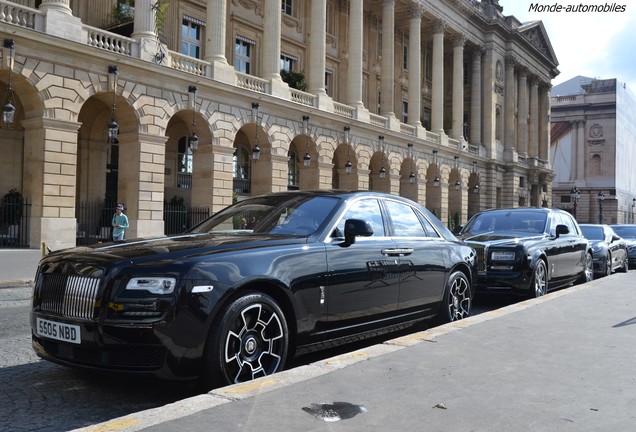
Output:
[{"xmin": 36, "ymin": 317, "xmax": 81, "ymax": 344}]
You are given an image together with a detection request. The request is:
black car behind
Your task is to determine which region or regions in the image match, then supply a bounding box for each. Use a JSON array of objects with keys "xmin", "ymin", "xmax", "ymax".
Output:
[
  {"xmin": 31, "ymin": 191, "xmax": 476, "ymax": 389},
  {"xmin": 455, "ymin": 207, "xmax": 593, "ymax": 297},
  {"xmin": 579, "ymin": 224, "xmax": 628, "ymax": 277}
]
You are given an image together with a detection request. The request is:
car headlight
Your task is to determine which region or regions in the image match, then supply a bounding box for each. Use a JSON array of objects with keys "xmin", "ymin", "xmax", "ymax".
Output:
[
  {"xmin": 592, "ymin": 245, "xmax": 604, "ymax": 253},
  {"xmin": 491, "ymin": 251, "xmax": 515, "ymax": 261},
  {"xmin": 126, "ymin": 277, "xmax": 176, "ymax": 295}
]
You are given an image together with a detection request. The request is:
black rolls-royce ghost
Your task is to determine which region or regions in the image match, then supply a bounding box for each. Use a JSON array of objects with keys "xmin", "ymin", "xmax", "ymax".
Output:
[
  {"xmin": 455, "ymin": 207, "xmax": 593, "ymax": 297},
  {"xmin": 31, "ymin": 191, "xmax": 476, "ymax": 389}
]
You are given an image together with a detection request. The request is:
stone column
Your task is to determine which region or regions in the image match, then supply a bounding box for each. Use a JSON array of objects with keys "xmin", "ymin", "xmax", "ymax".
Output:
[
  {"xmin": 192, "ymin": 141, "xmax": 234, "ymax": 214},
  {"xmin": 204, "ymin": 0, "xmax": 235, "ymax": 84},
  {"xmin": 528, "ymin": 77, "xmax": 539, "ymax": 158},
  {"xmin": 132, "ymin": 0, "xmax": 156, "ymax": 39},
  {"xmin": 503, "ymin": 55, "xmax": 516, "ymax": 161},
  {"xmin": 570, "ymin": 120, "xmax": 579, "ymax": 181},
  {"xmin": 470, "ymin": 47, "xmax": 483, "ymax": 146},
  {"xmin": 431, "ymin": 20, "xmax": 445, "ymax": 133},
  {"xmin": 380, "ymin": 0, "xmax": 395, "ymax": 117},
  {"xmin": 308, "ymin": 0, "xmax": 327, "ymax": 95},
  {"xmin": 451, "ymin": 35, "xmax": 465, "ymax": 140},
  {"xmin": 118, "ymin": 132, "xmax": 167, "ymax": 239},
  {"xmin": 538, "ymin": 83, "xmax": 550, "ymax": 161},
  {"xmin": 346, "ymin": 0, "xmax": 364, "ymax": 108},
  {"xmin": 576, "ymin": 120, "xmax": 586, "ymax": 181},
  {"xmin": 262, "ymin": 0, "xmax": 282, "ymax": 80},
  {"xmin": 516, "ymin": 67, "xmax": 528, "ymax": 155},
  {"xmin": 21, "ymin": 117, "xmax": 81, "ymax": 250},
  {"xmin": 407, "ymin": 7, "xmax": 422, "ymax": 127}
]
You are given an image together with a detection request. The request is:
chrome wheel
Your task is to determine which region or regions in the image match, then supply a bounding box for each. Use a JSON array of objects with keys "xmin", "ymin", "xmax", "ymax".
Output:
[
  {"xmin": 578, "ymin": 252, "xmax": 594, "ymax": 284},
  {"xmin": 604, "ymin": 253, "xmax": 612, "ymax": 277},
  {"xmin": 531, "ymin": 260, "xmax": 547, "ymax": 298},
  {"xmin": 201, "ymin": 292, "xmax": 288, "ymax": 389},
  {"xmin": 440, "ymin": 271, "xmax": 472, "ymax": 323}
]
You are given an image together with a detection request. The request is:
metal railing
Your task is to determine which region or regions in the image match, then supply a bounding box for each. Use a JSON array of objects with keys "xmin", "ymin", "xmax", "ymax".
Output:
[
  {"xmin": 163, "ymin": 204, "xmax": 210, "ymax": 235},
  {"xmin": 0, "ymin": 196, "xmax": 30, "ymax": 248}
]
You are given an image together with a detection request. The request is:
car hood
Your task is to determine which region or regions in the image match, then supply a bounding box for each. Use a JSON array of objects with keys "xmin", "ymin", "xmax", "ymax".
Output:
[
  {"xmin": 39, "ymin": 233, "xmax": 309, "ymax": 269},
  {"xmin": 460, "ymin": 232, "xmax": 545, "ymax": 246}
]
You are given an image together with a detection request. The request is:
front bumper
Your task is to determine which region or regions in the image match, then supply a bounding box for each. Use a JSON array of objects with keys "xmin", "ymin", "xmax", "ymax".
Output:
[{"xmin": 473, "ymin": 268, "xmax": 533, "ymax": 295}]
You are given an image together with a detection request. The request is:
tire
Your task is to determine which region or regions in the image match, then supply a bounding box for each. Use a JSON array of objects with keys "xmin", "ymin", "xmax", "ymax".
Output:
[
  {"xmin": 604, "ymin": 252, "xmax": 612, "ymax": 277},
  {"xmin": 618, "ymin": 253, "xmax": 629, "ymax": 273},
  {"xmin": 530, "ymin": 259, "xmax": 547, "ymax": 298},
  {"xmin": 437, "ymin": 271, "xmax": 472, "ymax": 323},
  {"xmin": 199, "ymin": 292, "xmax": 289, "ymax": 390},
  {"xmin": 577, "ymin": 252, "xmax": 594, "ymax": 284}
]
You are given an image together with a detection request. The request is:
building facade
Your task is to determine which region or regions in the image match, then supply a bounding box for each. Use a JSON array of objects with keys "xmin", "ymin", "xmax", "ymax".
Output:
[
  {"xmin": 551, "ymin": 77, "xmax": 636, "ymax": 224},
  {"xmin": 0, "ymin": 0, "xmax": 558, "ymax": 250}
]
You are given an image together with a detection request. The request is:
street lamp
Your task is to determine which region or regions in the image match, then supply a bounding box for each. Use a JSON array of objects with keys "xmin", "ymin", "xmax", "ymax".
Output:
[
  {"xmin": 597, "ymin": 191, "xmax": 605, "ymax": 224},
  {"xmin": 570, "ymin": 187, "xmax": 580, "ymax": 219},
  {"xmin": 632, "ymin": 198, "xmax": 635, "ymax": 223}
]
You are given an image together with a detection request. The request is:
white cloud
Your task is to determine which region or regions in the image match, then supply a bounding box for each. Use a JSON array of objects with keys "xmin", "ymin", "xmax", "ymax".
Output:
[{"xmin": 501, "ymin": 1, "xmax": 636, "ymax": 90}]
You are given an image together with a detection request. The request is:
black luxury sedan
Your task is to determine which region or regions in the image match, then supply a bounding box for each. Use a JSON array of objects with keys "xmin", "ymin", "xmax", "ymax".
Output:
[
  {"xmin": 31, "ymin": 191, "xmax": 476, "ymax": 389},
  {"xmin": 609, "ymin": 225, "xmax": 636, "ymax": 269},
  {"xmin": 579, "ymin": 224, "xmax": 628, "ymax": 277},
  {"xmin": 454, "ymin": 207, "xmax": 593, "ymax": 297}
]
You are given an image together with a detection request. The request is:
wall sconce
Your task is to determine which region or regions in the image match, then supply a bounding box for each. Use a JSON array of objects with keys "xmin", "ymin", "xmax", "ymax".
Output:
[
  {"xmin": 472, "ymin": 184, "xmax": 480, "ymax": 194},
  {"xmin": 472, "ymin": 160, "xmax": 479, "ymax": 193},
  {"xmin": 2, "ymin": 38, "xmax": 16, "ymax": 128},
  {"xmin": 343, "ymin": 126, "xmax": 352, "ymax": 175},
  {"xmin": 107, "ymin": 65, "xmax": 119, "ymax": 144},
  {"xmin": 302, "ymin": 115, "xmax": 311, "ymax": 167},
  {"xmin": 455, "ymin": 179, "xmax": 461, "ymax": 191},
  {"xmin": 251, "ymin": 102, "xmax": 261, "ymax": 160},
  {"xmin": 187, "ymin": 85, "xmax": 199, "ymax": 152},
  {"xmin": 378, "ymin": 135, "xmax": 386, "ymax": 179},
  {"xmin": 408, "ymin": 143, "xmax": 415, "ymax": 184},
  {"xmin": 433, "ymin": 149, "xmax": 440, "ymax": 187}
]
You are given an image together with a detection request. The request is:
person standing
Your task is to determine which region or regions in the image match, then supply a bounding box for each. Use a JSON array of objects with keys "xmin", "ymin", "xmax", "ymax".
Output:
[{"xmin": 112, "ymin": 204, "xmax": 129, "ymax": 241}]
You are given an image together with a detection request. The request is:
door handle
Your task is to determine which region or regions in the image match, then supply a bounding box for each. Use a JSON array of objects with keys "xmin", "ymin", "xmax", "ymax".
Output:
[{"xmin": 381, "ymin": 248, "xmax": 414, "ymax": 256}]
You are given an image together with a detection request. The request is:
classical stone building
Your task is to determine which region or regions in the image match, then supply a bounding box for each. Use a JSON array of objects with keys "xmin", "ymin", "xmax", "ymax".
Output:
[
  {"xmin": 551, "ymin": 76, "xmax": 636, "ymax": 224},
  {"xmin": 0, "ymin": 0, "xmax": 558, "ymax": 250}
]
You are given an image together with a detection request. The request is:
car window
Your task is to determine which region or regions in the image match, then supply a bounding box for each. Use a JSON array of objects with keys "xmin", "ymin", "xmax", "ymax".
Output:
[
  {"xmin": 463, "ymin": 210, "xmax": 547, "ymax": 236},
  {"xmin": 611, "ymin": 226, "xmax": 636, "ymax": 239},
  {"xmin": 333, "ymin": 199, "xmax": 385, "ymax": 237},
  {"xmin": 581, "ymin": 225, "xmax": 604, "ymax": 240},
  {"xmin": 559, "ymin": 213, "xmax": 578, "ymax": 235},
  {"xmin": 384, "ymin": 200, "xmax": 427, "ymax": 237}
]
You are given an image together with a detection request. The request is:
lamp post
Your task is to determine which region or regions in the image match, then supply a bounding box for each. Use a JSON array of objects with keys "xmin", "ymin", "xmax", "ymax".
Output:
[
  {"xmin": 597, "ymin": 191, "xmax": 605, "ymax": 224},
  {"xmin": 632, "ymin": 198, "xmax": 635, "ymax": 223},
  {"xmin": 570, "ymin": 187, "xmax": 580, "ymax": 219}
]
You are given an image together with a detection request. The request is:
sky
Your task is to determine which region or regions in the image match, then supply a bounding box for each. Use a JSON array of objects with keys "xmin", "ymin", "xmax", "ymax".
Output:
[{"xmin": 501, "ymin": 1, "xmax": 636, "ymax": 91}]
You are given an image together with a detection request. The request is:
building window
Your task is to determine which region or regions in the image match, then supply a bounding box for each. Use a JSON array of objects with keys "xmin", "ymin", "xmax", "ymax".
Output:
[
  {"xmin": 402, "ymin": 100, "xmax": 408, "ymax": 123},
  {"xmin": 288, "ymin": 150, "xmax": 300, "ymax": 190},
  {"xmin": 233, "ymin": 146, "xmax": 250, "ymax": 180},
  {"xmin": 326, "ymin": 1, "xmax": 334, "ymax": 34},
  {"xmin": 280, "ymin": 53, "xmax": 296, "ymax": 72},
  {"xmin": 235, "ymin": 37, "xmax": 254, "ymax": 74},
  {"xmin": 282, "ymin": 0, "xmax": 293, "ymax": 15},
  {"xmin": 325, "ymin": 69, "xmax": 333, "ymax": 97},
  {"xmin": 182, "ymin": 18, "xmax": 201, "ymax": 59},
  {"xmin": 117, "ymin": 0, "xmax": 134, "ymax": 17},
  {"xmin": 423, "ymin": 107, "xmax": 431, "ymax": 130},
  {"xmin": 425, "ymin": 48, "xmax": 432, "ymax": 81},
  {"xmin": 403, "ymin": 44, "xmax": 408, "ymax": 70},
  {"xmin": 377, "ymin": 91, "xmax": 381, "ymax": 114}
]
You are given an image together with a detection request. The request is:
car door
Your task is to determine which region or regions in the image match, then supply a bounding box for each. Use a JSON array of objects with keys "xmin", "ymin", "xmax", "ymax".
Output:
[
  {"xmin": 557, "ymin": 212, "xmax": 588, "ymax": 278},
  {"xmin": 324, "ymin": 198, "xmax": 400, "ymax": 335},
  {"xmin": 383, "ymin": 200, "xmax": 448, "ymax": 317}
]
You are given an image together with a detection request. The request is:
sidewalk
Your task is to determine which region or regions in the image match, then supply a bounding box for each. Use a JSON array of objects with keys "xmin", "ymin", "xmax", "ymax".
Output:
[
  {"xmin": 0, "ymin": 248, "xmax": 42, "ymax": 287},
  {"xmin": 73, "ymin": 273, "xmax": 636, "ymax": 432}
]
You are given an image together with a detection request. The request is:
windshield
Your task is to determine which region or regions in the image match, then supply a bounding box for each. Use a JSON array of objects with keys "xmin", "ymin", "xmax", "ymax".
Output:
[
  {"xmin": 190, "ymin": 194, "xmax": 340, "ymax": 236},
  {"xmin": 462, "ymin": 210, "xmax": 547, "ymax": 237},
  {"xmin": 580, "ymin": 225, "xmax": 604, "ymax": 241},
  {"xmin": 611, "ymin": 226, "xmax": 636, "ymax": 239}
]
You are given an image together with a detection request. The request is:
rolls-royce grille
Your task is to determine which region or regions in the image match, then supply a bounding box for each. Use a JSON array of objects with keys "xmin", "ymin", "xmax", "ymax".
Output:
[
  {"xmin": 471, "ymin": 245, "xmax": 486, "ymax": 272},
  {"xmin": 39, "ymin": 274, "xmax": 101, "ymax": 321}
]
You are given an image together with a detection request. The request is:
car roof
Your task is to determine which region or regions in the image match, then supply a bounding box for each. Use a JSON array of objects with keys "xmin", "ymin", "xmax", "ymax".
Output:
[{"xmin": 475, "ymin": 207, "xmax": 555, "ymax": 214}]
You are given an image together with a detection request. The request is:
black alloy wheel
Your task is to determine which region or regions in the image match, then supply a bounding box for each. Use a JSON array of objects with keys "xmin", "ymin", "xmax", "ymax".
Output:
[
  {"xmin": 438, "ymin": 271, "xmax": 472, "ymax": 323},
  {"xmin": 200, "ymin": 292, "xmax": 289, "ymax": 390},
  {"xmin": 530, "ymin": 259, "xmax": 547, "ymax": 298}
]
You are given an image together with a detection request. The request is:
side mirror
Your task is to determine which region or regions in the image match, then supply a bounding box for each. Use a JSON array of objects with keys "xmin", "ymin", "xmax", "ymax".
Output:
[
  {"xmin": 555, "ymin": 224, "xmax": 569, "ymax": 238},
  {"xmin": 452, "ymin": 225, "xmax": 463, "ymax": 235},
  {"xmin": 612, "ymin": 234, "xmax": 621, "ymax": 242},
  {"xmin": 343, "ymin": 218, "xmax": 374, "ymax": 246}
]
